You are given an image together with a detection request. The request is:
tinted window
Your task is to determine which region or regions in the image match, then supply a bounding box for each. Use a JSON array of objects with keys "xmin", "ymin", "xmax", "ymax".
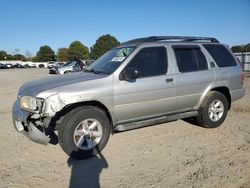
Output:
[
  {"xmin": 174, "ymin": 47, "xmax": 208, "ymax": 73},
  {"xmin": 203, "ymin": 44, "xmax": 237, "ymax": 67},
  {"xmin": 126, "ymin": 47, "xmax": 167, "ymax": 78}
]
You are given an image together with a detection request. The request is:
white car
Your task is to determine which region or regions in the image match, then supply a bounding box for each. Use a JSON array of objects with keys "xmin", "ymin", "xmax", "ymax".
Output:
[
  {"xmin": 47, "ymin": 61, "xmax": 57, "ymax": 68},
  {"xmin": 57, "ymin": 61, "xmax": 82, "ymax": 75}
]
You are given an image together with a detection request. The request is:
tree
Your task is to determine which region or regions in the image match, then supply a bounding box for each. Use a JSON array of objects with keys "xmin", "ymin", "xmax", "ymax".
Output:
[
  {"xmin": 32, "ymin": 56, "xmax": 39, "ymax": 62},
  {"xmin": 244, "ymin": 43, "xmax": 250, "ymax": 52},
  {"xmin": 14, "ymin": 54, "xmax": 26, "ymax": 61},
  {"xmin": 68, "ymin": 41, "xmax": 89, "ymax": 60},
  {"xmin": 90, "ymin": 34, "xmax": 120, "ymax": 60},
  {"xmin": 5, "ymin": 54, "xmax": 15, "ymax": 60},
  {"xmin": 25, "ymin": 50, "xmax": 33, "ymax": 61},
  {"xmin": 0, "ymin": 50, "xmax": 7, "ymax": 60},
  {"xmin": 57, "ymin": 48, "xmax": 70, "ymax": 62},
  {"xmin": 231, "ymin": 45, "xmax": 244, "ymax": 53},
  {"xmin": 36, "ymin": 45, "xmax": 55, "ymax": 62}
]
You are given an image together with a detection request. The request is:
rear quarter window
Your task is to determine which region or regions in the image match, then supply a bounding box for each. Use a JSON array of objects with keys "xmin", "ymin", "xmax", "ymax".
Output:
[{"xmin": 203, "ymin": 44, "xmax": 237, "ymax": 67}]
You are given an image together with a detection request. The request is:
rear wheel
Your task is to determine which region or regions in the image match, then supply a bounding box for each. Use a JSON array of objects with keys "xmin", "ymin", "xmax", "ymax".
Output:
[
  {"xmin": 57, "ymin": 106, "xmax": 110, "ymax": 159},
  {"xmin": 196, "ymin": 91, "xmax": 228, "ymax": 128}
]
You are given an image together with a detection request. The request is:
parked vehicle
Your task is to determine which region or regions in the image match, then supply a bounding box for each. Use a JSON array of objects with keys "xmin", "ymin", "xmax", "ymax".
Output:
[
  {"xmin": 6, "ymin": 64, "xmax": 14, "ymax": 68},
  {"xmin": 29, "ymin": 64, "xmax": 36, "ymax": 68},
  {"xmin": 14, "ymin": 63, "xmax": 25, "ymax": 68},
  {"xmin": 47, "ymin": 61, "xmax": 57, "ymax": 68},
  {"xmin": 13, "ymin": 36, "xmax": 245, "ymax": 159},
  {"xmin": 0, "ymin": 63, "xmax": 7, "ymax": 69},
  {"xmin": 49, "ymin": 66, "xmax": 58, "ymax": 74},
  {"xmin": 84, "ymin": 60, "xmax": 95, "ymax": 66},
  {"xmin": 49, "ymin": 62, "xmax": 65, "ymax": 74},
  {"xmin": 56, "ymin": 61, "xmax": 84, "ymax": 75},
  {"xmin": 24, "ymin": 64, "xmax": 31, "ymax": 68}
]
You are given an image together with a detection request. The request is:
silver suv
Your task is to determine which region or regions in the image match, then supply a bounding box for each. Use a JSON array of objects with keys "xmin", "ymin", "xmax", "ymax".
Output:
[{"xmin": 12, "ymin": 36, "xmax": 245, "ymax": 159}]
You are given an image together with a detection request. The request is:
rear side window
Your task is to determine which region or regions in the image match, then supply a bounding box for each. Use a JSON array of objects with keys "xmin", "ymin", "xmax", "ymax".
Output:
[
  {"xmin": 203, "ymin": 44, "xmax": 237, "ymax": 67},
  {"xmin": 173, "ymin": 47, "xmax": 208, "ymax": 73}
]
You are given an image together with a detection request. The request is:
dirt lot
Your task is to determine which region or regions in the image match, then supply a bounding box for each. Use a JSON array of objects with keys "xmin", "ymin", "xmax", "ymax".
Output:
[{"xmin": 0, "ymin": 69, "xmax": 249, "ymax": 188}]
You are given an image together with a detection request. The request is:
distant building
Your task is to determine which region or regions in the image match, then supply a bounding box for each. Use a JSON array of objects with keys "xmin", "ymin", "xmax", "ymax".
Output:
[{"xmin": 234, "ymin": 52, "xmax": 250, "ymax": 71}]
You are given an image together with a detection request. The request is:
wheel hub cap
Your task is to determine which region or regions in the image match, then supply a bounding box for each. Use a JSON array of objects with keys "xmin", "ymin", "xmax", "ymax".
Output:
[
  {"xmin": 73, "ymin": 119, "xmax": 103, "ymax": 150},
  {"xmin": 208, "ymin": 100, "xmax": 224, "ymax": 122}
]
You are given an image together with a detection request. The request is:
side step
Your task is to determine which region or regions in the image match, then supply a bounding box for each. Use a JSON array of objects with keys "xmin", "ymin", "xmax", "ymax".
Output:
[{"xmin": 114, "ymin": 111, "xmax": 198, "ymax": 132}]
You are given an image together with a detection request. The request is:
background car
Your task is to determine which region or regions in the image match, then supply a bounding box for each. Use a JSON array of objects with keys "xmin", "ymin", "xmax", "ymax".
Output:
[
  {"xmin": 56, "ymin": 61, "xmax": 80, "ymax": 74},
  {"xmin": 6, "ymin": 64, "xmax": 14, "ymax": 68},
  {"xmin": 0, "ymin": 63, "xmax": 7, "ymax": 69},
  {"xmin": 49, "ymin": 62, "xmax": 65, "ymax": 74},
  {"xmin": 14, "ymin": 63, "xmax": 25, "ymax": 68},
  {"xmin": 47, "ymin": 61, "xmax": 57, "ymax": 68}
]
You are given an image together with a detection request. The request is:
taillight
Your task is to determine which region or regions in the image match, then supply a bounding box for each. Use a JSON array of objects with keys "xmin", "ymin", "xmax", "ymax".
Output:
[{"xmin": 236, "ymin": 58, "xmax": 244, "ymax": 85}]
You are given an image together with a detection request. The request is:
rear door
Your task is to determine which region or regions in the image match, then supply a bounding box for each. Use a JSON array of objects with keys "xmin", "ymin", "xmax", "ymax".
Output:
[{"xmin": 172, "ymin": 45, "xmax": 216, "ymax": 111}]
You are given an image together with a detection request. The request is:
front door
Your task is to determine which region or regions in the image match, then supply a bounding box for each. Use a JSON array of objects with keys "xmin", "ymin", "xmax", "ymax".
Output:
[{"xmin": 113, "ymin": 46, "xmax": 177, "ymax": 124}]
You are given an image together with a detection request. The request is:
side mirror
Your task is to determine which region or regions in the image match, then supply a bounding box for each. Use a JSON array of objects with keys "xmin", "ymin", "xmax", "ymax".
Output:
[{"xmin": 121, "ymin": 67, "xmax": 139, "ymax": 81}]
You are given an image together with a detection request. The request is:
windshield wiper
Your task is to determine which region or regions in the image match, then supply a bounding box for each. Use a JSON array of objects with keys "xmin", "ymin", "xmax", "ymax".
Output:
[
  {"xmin": 85, "ymin": 69, "xmax": 99, "ymax": 74},
  {"xmin": 85, "ymin": 69, "xmax": 109, "ymax": 74}
]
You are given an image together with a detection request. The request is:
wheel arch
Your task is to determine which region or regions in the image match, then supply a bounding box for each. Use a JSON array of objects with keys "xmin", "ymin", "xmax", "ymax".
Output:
[
  {"xmin": 211, "ymin": 87, "xmax": 231, "ymax": 110},
  {"xmin": 197, "ymin": 86, "xmax": 231, "ymax": 110},
  {"xmin": 54, "ymin": 100, "xmax": 115, "ymax": 133}
]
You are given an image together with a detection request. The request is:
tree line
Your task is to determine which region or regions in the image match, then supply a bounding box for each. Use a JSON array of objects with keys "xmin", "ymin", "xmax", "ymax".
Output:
[
  {"xmin": 231, "ymin": 43, "xmax": 250, "ymax": 53},
  {"xmin": 2, "ymin": 35, "xmax": 248, "ymax": 62},
  {"xmin": 0, "ymin": 34, "xmax": 120, "ymax": 62}
]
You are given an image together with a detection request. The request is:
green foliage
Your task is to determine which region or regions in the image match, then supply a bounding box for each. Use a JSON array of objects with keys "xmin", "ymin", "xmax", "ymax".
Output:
[
  {"xmin": 25, "ymin": 50, "xmax": 33, "ymax": 61},
  {"xmin": 90, "ymin": 34, "xmax": 120, "ymax": 60},
  {"xmin": 32, "ymin": 56, "xmax": 39, "ymax": 62},
  {"xmin": 1, "ymin": 34, "xmax": 120, "ymax": 62},
  {"xmin": 57, "ymin": 48, "xmax": 69, "ymax": 62},
  {"xmin": 14, "ymin": 54, "xmax": 26, "ymax": 61},
  {"xmin": 0, "ymin": 50, "xmax": 7, "ymax": 60},
  {"xmin": 231, "ymin": 43, "xmax": 250, "ymax": 53},
  {"xmin": 0, "ymin": 50, "xmax": 26, "ymax": 61},
  {"xmin": 68, "ymin": 41, "xmax": 89, "ymax": 60},
  {"xmin": 231, "ymin": 45, "xmax": 244, "ymax": 53},
  {"xmin": 36, "ymin": 45, "xmax": 55, "ymax": 62},
  {"xmin": 244, "ymin": 43, "xmax": 250, "ymax": 52}
]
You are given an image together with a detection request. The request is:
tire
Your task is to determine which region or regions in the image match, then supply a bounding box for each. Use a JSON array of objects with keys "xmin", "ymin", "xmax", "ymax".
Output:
[
  {"xmin": 64, "ymin": 71, "xmax": 71, "ymax": 74},
  {"xmin": 196, "ymin": 91, "xmax": 228, "ymax": 128},
  {"xmin": 38, "ymin": 64, "xmax": 45, "ymax": 68},
  {"xmin": 57, "ymin": 106, "xmax": 110, "ymax": 159}
]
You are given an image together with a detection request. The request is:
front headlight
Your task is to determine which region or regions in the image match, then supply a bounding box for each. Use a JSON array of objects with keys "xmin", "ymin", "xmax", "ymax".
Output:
[{"xmin": 19, "ymin": 96, "xmax": 43, "ymax": 112}]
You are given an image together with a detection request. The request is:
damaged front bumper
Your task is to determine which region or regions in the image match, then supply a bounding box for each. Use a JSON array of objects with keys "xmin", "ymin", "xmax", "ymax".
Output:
[{"xmin": 12, "ymin": 101, "xmax": 50, "ymax": 145}]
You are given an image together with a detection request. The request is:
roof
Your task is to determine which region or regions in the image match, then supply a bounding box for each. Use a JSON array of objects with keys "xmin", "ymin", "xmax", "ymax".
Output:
[{"xmin": 120, "ymin": 36, "xmax": 220, "ymax": 47}]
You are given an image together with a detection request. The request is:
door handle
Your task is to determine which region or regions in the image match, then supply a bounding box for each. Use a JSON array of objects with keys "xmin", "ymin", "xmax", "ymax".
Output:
[{"xmin": 165, "ymin": 78, "xmax": 174, "ymax": 83}]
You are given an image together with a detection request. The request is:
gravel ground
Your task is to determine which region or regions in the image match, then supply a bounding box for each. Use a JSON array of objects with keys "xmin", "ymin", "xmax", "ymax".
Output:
[{"xmin": 0, "ymin": 69, "xmax": 249, "ymax": 188}]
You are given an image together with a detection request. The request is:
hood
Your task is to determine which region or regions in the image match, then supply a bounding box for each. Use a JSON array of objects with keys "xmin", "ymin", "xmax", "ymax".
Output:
[{"xmin": 18, "ymin": 72, "xmax": 107, "ymax": 97}]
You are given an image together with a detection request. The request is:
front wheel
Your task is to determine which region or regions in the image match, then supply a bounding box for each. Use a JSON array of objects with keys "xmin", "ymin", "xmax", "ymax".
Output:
[
  {"xmin": 196, "ymin": 91, "xmax": 228, "ymax": 128},
  {"xmin": 57, "ymin": 106, "xmax": 111, "ymax": 159}
]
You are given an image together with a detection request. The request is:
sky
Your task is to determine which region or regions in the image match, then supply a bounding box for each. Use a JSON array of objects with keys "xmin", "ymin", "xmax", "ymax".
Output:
[{"xmin": 0, "ymin": 0, "xmax": 249, "ymax": 56}]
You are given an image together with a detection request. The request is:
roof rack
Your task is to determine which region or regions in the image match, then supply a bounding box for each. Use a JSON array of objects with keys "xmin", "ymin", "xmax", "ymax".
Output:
[{"xmin": 121, "ymin": 36, "xmax": 219, "ymax": 45}]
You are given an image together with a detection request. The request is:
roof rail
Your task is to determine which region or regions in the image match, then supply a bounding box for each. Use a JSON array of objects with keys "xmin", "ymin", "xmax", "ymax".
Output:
[{"xmin": 121, "ymin": 36, "xmax": 219, "ymax": 45}]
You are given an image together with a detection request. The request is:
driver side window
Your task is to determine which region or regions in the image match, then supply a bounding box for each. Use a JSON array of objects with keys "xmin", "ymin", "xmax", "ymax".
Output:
[{"xmin": 126, "ymin": 47, "xmax": 168, "ymax": 78}]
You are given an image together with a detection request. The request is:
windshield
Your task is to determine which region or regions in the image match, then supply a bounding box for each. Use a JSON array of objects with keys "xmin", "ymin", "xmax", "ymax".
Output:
[{"xmin": 86, "ymin": 47, "xmax": 135, "ymax": 74}]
